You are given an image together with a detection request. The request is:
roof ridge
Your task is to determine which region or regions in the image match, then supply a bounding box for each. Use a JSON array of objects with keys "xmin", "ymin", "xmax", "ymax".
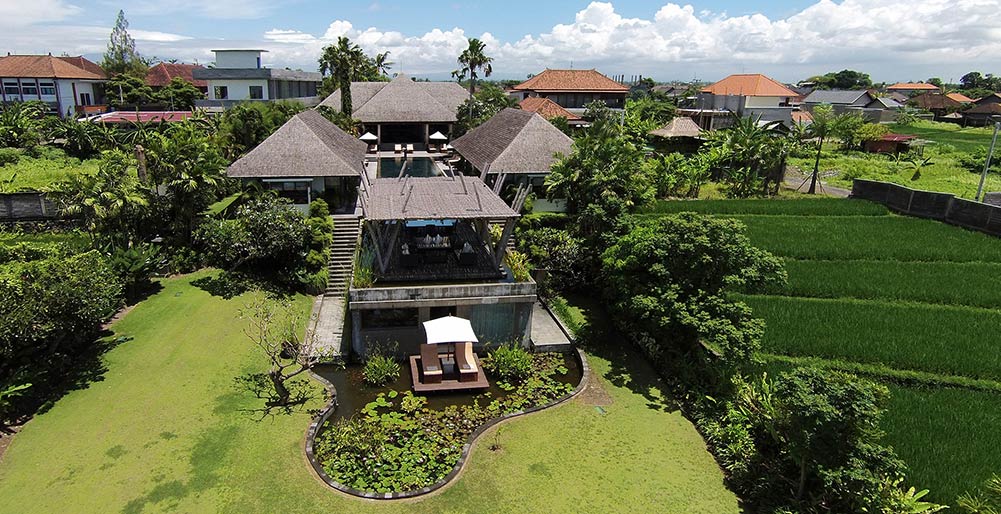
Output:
[{"xmin": 297, "ymin": 111, "xmax": 360, "ymax": 174}]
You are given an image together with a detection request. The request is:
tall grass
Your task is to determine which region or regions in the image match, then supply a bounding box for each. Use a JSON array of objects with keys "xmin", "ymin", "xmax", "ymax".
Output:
[
  {"xmin": 741, "ymin": 294, "xmax": 1001, "ymax": 381},
  {"xmin": 767, "ymin": 259, "xmax": 1001, "ymax": 308},
  {"xmin": 641, "ymin": 198, "xmax": 889, "ymax": 216},
  {"xmin": 883, "ymin": 385, "xmax": 1001, "ymax": 505},
  {"xmin": 733, "ymin": 215, "xmax": 1001, "ymax": 263}
]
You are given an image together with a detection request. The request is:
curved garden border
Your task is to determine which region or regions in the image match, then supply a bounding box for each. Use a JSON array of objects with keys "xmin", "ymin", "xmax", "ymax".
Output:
[{"xmin": 304, "ymin": 347, "xmax": 590, "ymax": 500}]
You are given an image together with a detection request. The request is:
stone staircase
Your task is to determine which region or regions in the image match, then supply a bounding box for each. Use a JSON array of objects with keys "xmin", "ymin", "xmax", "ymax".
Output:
[{"xmin": 326, "ymin": 214, "xmax": 362, "ymax": 297}]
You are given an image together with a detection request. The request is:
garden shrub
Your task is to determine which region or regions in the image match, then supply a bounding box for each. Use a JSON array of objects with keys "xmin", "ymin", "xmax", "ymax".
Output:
[
  {"xmin": 504, "ymin": 250, "xmax": 531, "ymax": 282},
  {"xmin": 482, "ymin": 344, "xmax": 533, "ymax": 382},
  {"xmin": 362, "ymin": 355, "xmax": 400, "ymax": 386},
  {"xmin": 515, "ymin": 227, "xmax": 585, "ymax": 292},
  {"xmin": 0, "ymin": 147, "xmax": 20, "ymax": 167}
]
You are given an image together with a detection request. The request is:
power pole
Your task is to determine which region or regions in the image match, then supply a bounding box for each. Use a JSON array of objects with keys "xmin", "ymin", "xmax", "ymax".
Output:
[{"xmin": 976, "ymin": 118, "xmax": 1001, "ymax": 202}]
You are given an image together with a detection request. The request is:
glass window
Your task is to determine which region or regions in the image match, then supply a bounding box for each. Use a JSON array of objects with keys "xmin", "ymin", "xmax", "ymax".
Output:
[
  {"xmin": 361, "ymin": 309, "xmax": 419, "ymax": 329},
  {"xmin": 21, "ymin": 85, "xmax": 38, "ymax": 96},
  {"xmin": 249, "ymin": 85, "xmax": 263, "ymax": 99},
  {"xmin": 214, "ymin": 86, "xmax": 228, "ymax": 100},
  {"xmin": 3, "ymin": 81, "xmax": 19, "ymax": 96},
  {"xmin": 39, "ymin": 82, "xmax": 56, "ymax": 95}
]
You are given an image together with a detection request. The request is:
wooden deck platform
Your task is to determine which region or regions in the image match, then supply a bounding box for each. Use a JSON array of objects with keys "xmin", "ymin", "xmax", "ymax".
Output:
[{"xmin": 408, "ymin": 354, "xmax": 490, "ymax": 392}]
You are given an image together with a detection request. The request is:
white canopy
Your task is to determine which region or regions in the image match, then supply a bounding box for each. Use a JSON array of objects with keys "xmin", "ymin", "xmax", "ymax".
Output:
[
  {"xmin": 422, "ymin": 315, "xmax": 478, "ymax": 345},
  {"xmin": 429, "ymin": 131, "xmax": 448, "ymax": 141},
  {"xmin": 359, "ymin": 132, "xmax": 378, "ymax": 141}
]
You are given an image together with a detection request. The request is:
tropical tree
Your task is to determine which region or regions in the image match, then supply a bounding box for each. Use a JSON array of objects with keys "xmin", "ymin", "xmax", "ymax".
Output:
[
  {"xmin": 58, "ymin": 150, "xmax": 151, "ymax": 247},
  {"xmin": 453, "ymin": 38, "xmax": 494, "ymax": 121},
  {"xmin": 47, "ymin": 119, "xmax": 106, "ymax": 159},
  {"xmin": 453, "ymin": 83, "xmax": 517, "ymax": 136},
  {"xmin": 318, "ymin": 37, "xmax": 369, "ymax": 114},
  {"xmin": 805, "ymin": 104, "xmax": 837, "ymax": 194},
  {"xmin": 101, "ymin": 10, "xmax": 148, "ymax": 77},
  {"xmin": 242, "ymin": 297, "xmax": 320, "ymax": 406},
  {"xmin": 156, "ymin": 77, "xmax": 205, "ymax": 110},
  {"xmin": 374, "ymin": 51, "xmax": 393, "ymax": 77},
  {"xmin": 106, "ymin": 73, "xmax": 155, "ymax": 109},
  {"xmin": 0, "ymin": 101, "xmax": 49, "ymax": 149},
  {"xmin": 702, "ymin": 116, "xmax": 789, "ymax": 197}
]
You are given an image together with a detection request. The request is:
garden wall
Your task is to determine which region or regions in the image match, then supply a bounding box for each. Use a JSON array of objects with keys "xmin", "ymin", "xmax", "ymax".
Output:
[
  {"xmin": 0, "ymin": 193, "xmax": 57, "ymax": 221},
  {"xmin": 852, "ymin": 179, "xmax": 1001, "ymax": 236}
]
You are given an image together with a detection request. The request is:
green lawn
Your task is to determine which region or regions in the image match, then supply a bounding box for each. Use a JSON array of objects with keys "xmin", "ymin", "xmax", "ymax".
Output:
[
  {"xmin": 654, "ymin": 198, "xmax": 1001, "ymax": 505},
  {"xmin": 889, "ymin": 120, "xmax": 997, "ymax": 154},
  {"xmin": 0, "ymin": 270, "xmax": 737, "ymax": 514},
  {"xmin": 0, "ymin": 150, "xmax": 100, "ymax": 192}
]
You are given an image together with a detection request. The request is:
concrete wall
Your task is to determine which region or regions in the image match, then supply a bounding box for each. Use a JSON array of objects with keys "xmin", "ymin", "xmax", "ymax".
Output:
[
  {"xmin": 0, "ymin": 193, "xmax": 57, "ymax": 220},
  {"xmin": 744, "ymin": 95, "xmax": 786, "ymax": 108},
  {"xmin": 207, "ymin": 79, "xmax": 269, "ymax": 101},
  {"xmin": 214, "ymin": 51, "xmax": 262, "ymax": 69},
  {"xmin": 852, "ymin": 179, "xmax": 1001, "ymax": 236}
]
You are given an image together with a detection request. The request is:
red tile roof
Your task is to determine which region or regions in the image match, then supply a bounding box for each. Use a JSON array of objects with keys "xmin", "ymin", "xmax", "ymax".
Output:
[
  {"xmin": 910, "ymin": 93, "xmax": 961, "ymax": 110},
  {"xmin": 700, "ymin": 74, "xmax": 797, "ymax": 97},
  {"xmin": 512, "ymin": 69, "xmax": 628, "ymax": 93},
  {"xmin": 946, "ymin": 92, "xmax": 974, "ymax": 104},
  {"xmin": 0, "ymin": 54, "xmax": 106, "ymax": 80},
  {"xmin": 518, "ymin": 97, "xmax": 581, "ymax": 120},
  {"xmin": 146, "ymin": 62, "xmax": 207, "ymax": 88},
  {"xmin": 886, "ymin": 82, "xmax": 940, "ymax": 91},
  {"xmin": 791, "ymin": 111, "xmax": 814, "ymax": 124}
]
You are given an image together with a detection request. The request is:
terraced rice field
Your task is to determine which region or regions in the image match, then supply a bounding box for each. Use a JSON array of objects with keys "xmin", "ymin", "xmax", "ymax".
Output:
[{"xmin": 654, "ymin": 198, "xmax": 1001, "ymax": 505}]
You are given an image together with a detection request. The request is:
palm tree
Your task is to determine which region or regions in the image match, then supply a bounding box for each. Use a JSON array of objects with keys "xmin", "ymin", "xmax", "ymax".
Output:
[
  {"xmin": 374, "ymin": 51, "xmax": 393, "ymax": 77},
  {"xmin": 455, "ymin": 38, "xmax": 494, "ymax": 120},
  {"xmin": 318, "ymin": 37, "xmax": 368, "ymax": 114},
  {"xmin": 58, "ymin": 150, "xmax": 150, "ymax": 247},
  {"xmin": 805, "ymin": 104, "xmax": 836, "ymax": 194}
]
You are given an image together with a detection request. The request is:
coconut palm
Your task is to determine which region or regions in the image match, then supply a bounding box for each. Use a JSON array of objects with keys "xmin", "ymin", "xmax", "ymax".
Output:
[
  {"xmin": 374, "ymin": 51, "xmax": 393, "ymax": 77},
  {"xmin": 318, "ymin": 37, "xmax": 369, "ymax": 115},
  {"xmin": 805, "ymin": 104, "xmax": 836, "ymax": 194},
  {"xmin": 454, "ymin": 38, "xmax": 494, "ymax": 120},
  {"xmin": 58, "ymin": 150, "xmax": 150, "ymax": 247}
]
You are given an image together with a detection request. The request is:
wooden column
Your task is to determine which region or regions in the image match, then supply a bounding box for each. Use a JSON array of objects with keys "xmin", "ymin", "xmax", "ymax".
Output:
[{"xmin": 493, "ymin": 218, "xmax": 515, "ymax": 267}]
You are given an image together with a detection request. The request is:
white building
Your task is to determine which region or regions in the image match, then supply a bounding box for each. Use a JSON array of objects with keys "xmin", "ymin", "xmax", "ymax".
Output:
[
  {"xmin": 683, "ymin": 73, "xmax": 798, "ymax": 129},
  {"xmin": 193, "ymin": 50, "xmax": 323, "ymax": 107},
  {"xmin": 0, "ymin": 54, "xmax": 108, "ymax": 117}
]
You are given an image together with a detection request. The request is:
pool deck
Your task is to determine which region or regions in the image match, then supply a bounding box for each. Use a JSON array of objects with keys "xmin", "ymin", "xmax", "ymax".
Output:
[
  {"xmin": 363, "ymin": 151, "xmax": 457, "ymax": 181},
  {"xmin": 409, "ymin": 355, "xmax": 490, "ymax": 392}
]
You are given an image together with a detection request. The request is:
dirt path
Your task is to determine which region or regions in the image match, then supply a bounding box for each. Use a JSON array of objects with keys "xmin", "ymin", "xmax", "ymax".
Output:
[{"xmin": 784, "ymin": 167, "xmax": 852, "ymax": 198}]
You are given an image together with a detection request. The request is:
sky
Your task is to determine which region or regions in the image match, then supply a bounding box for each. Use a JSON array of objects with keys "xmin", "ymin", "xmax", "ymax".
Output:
[{"xmin": 2, "ymin": 0, "xmax": 1000, "ymax": 83}]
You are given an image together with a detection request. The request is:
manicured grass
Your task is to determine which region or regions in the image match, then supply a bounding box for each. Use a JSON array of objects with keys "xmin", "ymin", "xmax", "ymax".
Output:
[
  {"xmin": 732, "ymin": 214, "xmax": 1001, "ymax": 263},
  {"xmin": 642, "ymin": 198, "xmax": 889, "ymax": 216},
  {"xmin": 741, "ymin": 294, "xmax": 1001, "ymax": 381},
  {"xmin": 889, "ymin": 121, "xmax": 997, "ymax": 154},
  {"xmin": 0, "ymin": 271, "xmax": 738, "ymax": 514},
  {"xmin": 0, "ymin": 152, "xmax": 100, "ymax": 192},
  {"xmin": 883, "ymin": 385, "xmax": 1001, "ymax": 504},
  {"xmin": 770, "ymin": 258, "xmax": 1001, "ymax": 308}
]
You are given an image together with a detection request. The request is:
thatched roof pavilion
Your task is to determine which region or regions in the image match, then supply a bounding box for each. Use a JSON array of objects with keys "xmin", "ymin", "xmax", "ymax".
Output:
[
  {"xmin": 228, "ymin": 110, "xmax": 366, "ymax": 179},
  {"xmin": 360, "ymin": 176, "xmax": 517, "ymax": 221},
  {"xmin": 450, "ymin": 108, "xmax": 573, "ymax": 175},
  {"xmin": 649, "ymin": 117, "xmax": 703, "ymax": 139}
]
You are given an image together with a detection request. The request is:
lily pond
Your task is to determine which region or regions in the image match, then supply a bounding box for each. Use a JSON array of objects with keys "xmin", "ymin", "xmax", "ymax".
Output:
[{"xmin": 310, "ymin": 351, "xmax": 583, "ymax": 495}]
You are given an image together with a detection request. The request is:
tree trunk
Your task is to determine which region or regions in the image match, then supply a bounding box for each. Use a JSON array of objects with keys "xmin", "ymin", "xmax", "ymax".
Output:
[
  {"xmin": 467, "ymin": 77, "xmax": 475, "ymax": 122},
  {"xmin": 269, "ymin": 371, "xmax": 290, "ymax": 406},
  {"xmin": 808, "ymin": 135, "xmax": 824, "ymax": 194},
  {"xmin": 796, "ymin": 455, "xmax": 807, "ymax": 500}
]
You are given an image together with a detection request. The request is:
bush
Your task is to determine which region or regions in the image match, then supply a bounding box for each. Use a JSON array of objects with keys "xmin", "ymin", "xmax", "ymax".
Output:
[
  {"xmin": 515, "ymin": 227, "xmax": 585, "ymax": 292},
  {"xmin": 482, "ymin": 344, "xmax": 533, "ymax": 382},
  {"xmin": 504, "ymin": 250, "xmax": 531, "ymax": 282},
  {"xmin": 165, "ymin": 246, "xmax": 203, "ymax": 274},
  {"xmin": 299, "ymin": 268, "xmax": 329, "ymax": 295},
  {"xmin": 0, "ymin": 148, "xmax": 20, "ymax": 166},
  {"xmin": 308, "ymin": 198, "xmax": 330, "ymax": 218},
  {"xmin": 362, "ymin": 355, "xmax": 401, "ymax": 386}
]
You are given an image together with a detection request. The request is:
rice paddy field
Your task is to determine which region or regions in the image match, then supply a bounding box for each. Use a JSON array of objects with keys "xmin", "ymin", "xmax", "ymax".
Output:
[{"xmin": 653, "ymin": 197, "xmax": 1001, "ymax": 506}]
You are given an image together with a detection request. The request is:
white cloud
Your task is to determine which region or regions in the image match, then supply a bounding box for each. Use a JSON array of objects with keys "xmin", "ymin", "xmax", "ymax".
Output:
[
  {"xmin": 122, "ymin": 0, "xmax": 281, "ymax": 20},
  {"xmin": 0, "ymin": 0, "xmax": 82, "ymax": 27}
]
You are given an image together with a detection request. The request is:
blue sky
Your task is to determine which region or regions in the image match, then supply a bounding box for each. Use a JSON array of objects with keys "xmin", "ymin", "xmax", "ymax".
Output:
[{"xmin": 2, "ymin": 0, "xmax": 1000, "ymax": 83}]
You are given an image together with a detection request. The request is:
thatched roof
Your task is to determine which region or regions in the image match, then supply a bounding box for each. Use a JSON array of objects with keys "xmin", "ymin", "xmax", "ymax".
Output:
[
  {"xmin": 228, "ymin": 110, "xmax": 367, "ymax": 178},
  {"xmin": 362, "ymin": 176, "xmax": 518, "ymax": 220},
  {"xmin": 450, "ymin": 108, "xmax": 573, "ymax": 175},
  {"xmin": 318, "ymin": 74, "xmax": 468, "ymax": 123},
  {"xmin": 649, "ymin": 117, "xmax": 702, "ymax": 139}
]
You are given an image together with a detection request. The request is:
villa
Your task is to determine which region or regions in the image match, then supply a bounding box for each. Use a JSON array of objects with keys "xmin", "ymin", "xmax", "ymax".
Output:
[
  {"xmin": 318, "ymin": 74, "xmax": 468, "ymax": 149},
  {"xmin": 518, "ymin": 97, "xmax": 585, "ymax": 126},
  {"xmin": 193, "ymin": 49, "xmax": 323, "ymax": 108},
  {"xmin": 684, "ymin": 73, "xmax": 798, "ymax": 129},
  {"xmin": 145, "ymin": 62, "xmax": 207, "ymax": 94},
  {"xmin": 509, "ymin": 69, "xmax": 629, "ymax": 114},
  {"xmin": 886, "ymin": 82, "xmax": 940, "ymax": 96},
  {"xmin": 0, "ymin": 54, "xmax": 107, "ymax": 117}
]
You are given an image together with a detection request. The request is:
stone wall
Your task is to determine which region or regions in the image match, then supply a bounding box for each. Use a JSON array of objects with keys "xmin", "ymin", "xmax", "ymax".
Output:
[
  {"xmin": 0, "ymin": 193, "xmax": 57, "ymax": 221},
  {"xmin": 852, "ymin": 179, "xmax": 1001, "ymax": 236}
]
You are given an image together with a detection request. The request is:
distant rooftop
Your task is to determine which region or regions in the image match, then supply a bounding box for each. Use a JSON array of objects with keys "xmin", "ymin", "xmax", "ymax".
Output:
[
  {"xmin": 0, "ymin": 54, "xmax": 106, "ymax": 80},
  {"xmin": 211, "ymin": 49, "xmax": 268, "ymax": 53},
  {"xmin": 319, "ymin": 74, "xmax": 468, "ymax": 123},
  {"xmin": 701, "ymin": 74, "xmax": 797, "ymax": 97},
  {"xmin": 887, "ymin": 82, "xmax": 939, "ymax": 91},
  {"xmin": 513, "ymin": 69, "xmax": 629, "ymax": 93}
]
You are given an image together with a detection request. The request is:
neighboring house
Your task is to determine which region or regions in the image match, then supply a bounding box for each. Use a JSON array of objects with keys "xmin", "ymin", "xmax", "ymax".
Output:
[
  {"xmin": 0, "ymin": 53, "xmax": 107, "ymax": 117},
  {"xmin": 227, "ymin": 110, "xmax": 366, "ymax": 210},
  {"xmin": 964, "ymin": 93, "xmax": 1001, "ymax": 126},
  {"xmin": 802, "ymin": 90, "xmax": 875, "ymax": 110},
  {"xmin": 887, "ymin": 91, "xmax": 910, "ymax": 104},
  {"xmin": 146, "ymin": 62, "xmax": 207, "ymax": 93},
  {"xmin": 193, "ymin": 50, "xmax": 322, "ymax": 108},
  {"xmin": 946, "ymin": 92, "xmax": 975, "ymax": 104},
  {"xmin": 910, "ymin": 92, "xmax": 964, "ymax": 120},
  {"xmin": 791, "ymin": 111, "xmax": 814, "ymax": 126},
  {"xmin": 451, "ymin": 108, "xmax": 573, "ymax": 190},
  {"xmin": 509, "ymin": 69, "xmax": 629, "ymax": 114},
  {"xmin": 684, "ymin": 73, "xmax": 797, "ymax": 129},
  {"xmin": 865, "ymin": 133, "xmax": 917, "ymax": 154},
  {"xmin": 886, "ymin": 82, "xmax": 940, "ymax": 96},
  {"xmin": 86, "ymin": 111, "xmax": 195, "ymax": 124},
  {"xmin": 518, "ymin": 97, "xmax": 585, "ymax": 126},
  {"xmin": 318, "ymin": 74, "xmax": 468, "ymax": 148}
]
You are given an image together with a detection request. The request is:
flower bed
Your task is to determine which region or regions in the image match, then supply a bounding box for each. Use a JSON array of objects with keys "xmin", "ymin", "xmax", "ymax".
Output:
[{"xmin": 311, "ymin": 352, "xmax": 582, "ymax": 495}]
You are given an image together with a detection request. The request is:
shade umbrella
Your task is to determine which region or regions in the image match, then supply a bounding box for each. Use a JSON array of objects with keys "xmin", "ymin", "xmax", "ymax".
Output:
[
  {"xmin": 429, "ymin": 131, "xmax": 448, "ymax": 141},
  {"xmin": 359, "ymin": 132, "xmax": 378, "ymax": 142},
  {"xmin": 422, "ymin": 315, "xmax": 478, "ymax": 344}
]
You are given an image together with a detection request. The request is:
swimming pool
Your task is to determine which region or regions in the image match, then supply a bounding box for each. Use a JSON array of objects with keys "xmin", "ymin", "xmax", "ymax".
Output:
[{"xmin": 378, "ymin": 157, "xmax": 442, "ymax": 178}]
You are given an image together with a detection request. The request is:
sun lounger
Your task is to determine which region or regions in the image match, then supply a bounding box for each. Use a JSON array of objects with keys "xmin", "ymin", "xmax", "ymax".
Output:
[
  {"xmin": 419, "ymin": 344, "xmax": 442, "ymax": 383},
  {"xmin": 394, "ymin": 144, "xmax": 403, "ymax": 154},
  {"xmin": 454, "ymin": 342, "xmax": 478, "ymax": 382},
  {"xmin": 367, "ymin": 143, "xmax": 377, "ymax": 154},
  {"xmin": 406, "ymin": 144, "xmax": 415, "ymax": 152}
]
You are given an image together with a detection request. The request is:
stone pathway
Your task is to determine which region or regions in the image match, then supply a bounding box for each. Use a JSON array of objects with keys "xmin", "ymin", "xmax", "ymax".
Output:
[
  {"xmin": 530, "ymin": 301, "xmax": 572, "ymax": 351},
  {"xmin": 308, "ymin": 295, "xmax": 347, "ymax": 361}
]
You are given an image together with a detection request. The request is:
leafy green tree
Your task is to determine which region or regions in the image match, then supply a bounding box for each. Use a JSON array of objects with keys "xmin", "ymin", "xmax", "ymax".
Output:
[
  {"xmin": 454, "ymin": 83, "xmax": 517, "ymax": 136},
  {"xmin": 196, "ymin": 195, "xmax": 308, "ymax": 274},
  {"xmin": 702, "ymin": 116, "xmax": 789, "ymax": 197},
  {"xmin": 453, "ymin": 38, "xmax": 494, "ymax": 121},
  {"xmin": 101, "ymin": 10, "xmax": 148, "ymax": 77},
  {"xmin": 218, "ymin": 101, "xmax": 305, "ymax": 158},
  {"xmin": 805, "ymin": 104, "xmax": 836, "ymax": 194},
  {"xmin": 0, "ymin": 101, "xmax": 48, "ymax": 149},
  {"xmin": 106, "ymin": 73, "xmax": 155, "ymax": 108},
  {"xmin": 807, "ymin": 69, "xmax": 873, "ymax": 90},
  {"xmin": 57, "ymin": 150, "xmax": 151, "ymax": 247},
  {"xmin": 831, "ymin": 111, "xmax": 867, "ymax": 150},
  {"xmin": 156, "ymin": 77, "xmax": 205, "ymax": 110},
  {"xmin": 601, "ymin": 213, "xmax": 785, "ymax": 379}
]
